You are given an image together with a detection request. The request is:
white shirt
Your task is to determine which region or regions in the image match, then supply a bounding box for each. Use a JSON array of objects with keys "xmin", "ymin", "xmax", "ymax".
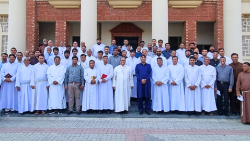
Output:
[{"xmin": 91, "ymin": 43, "xmax": 106, "ymax": 58}]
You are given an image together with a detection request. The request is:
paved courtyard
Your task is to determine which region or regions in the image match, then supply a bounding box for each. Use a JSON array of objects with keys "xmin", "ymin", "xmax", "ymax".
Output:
[{"xmin": 0, "ymin": 116, "xmax": 250, "ymax": 141}]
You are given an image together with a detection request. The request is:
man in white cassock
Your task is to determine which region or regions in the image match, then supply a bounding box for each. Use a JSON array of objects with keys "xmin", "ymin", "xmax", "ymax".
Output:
[
  {"xmin": 151, "ymin": 49, "xmax": 167, "ymax": 68},
  {"xmin": 47, "ymin": 56, "xmax": 66, "ymax": 114},
  {"xmin": 60, "ymin": 50, "xmax": 72, "ymax": 104},
  {"xmin": 0, "ymin": 54, "xmax": 19, "ymax": 114},
  {"xmin": 31, "ymin": 55, "xmax": 49, "ymax": 115},
  {"xmin": 139, "ymin": 49, "xmax": 152, "ymax": 64},
  {"xmin": 167, "ymin": 50, "xmax": 183, "ymax": 66},
  {"xmin": 152, "ymin": 58, "xmax": 170, "ymax": 113},
  {"xmin": 95, "ymin": 51, "xmax": 104, "ymax": 68},
  {"xmin": 168, "ymin": 56, "xmax": 185, "ymax": 114},
  {"xmin": 82, "ymin": 60, "xmax": 99, "ymax": 113},
  {"xmin": 200, "ymin": 57, "xmax": 217, "ymax": 115},
  {"xmin": 97, "ymin": 56, "xmax": 114, "ymax": 114},
  {"xmin": 47, "ymin": 47, "xmax": 62, "ymax": 66},
  {"xmin": 92, "ymin": 38, "xmax": 105, "ymax": 58},
  {"xmin": 113, "ymin": 57, "xmax": 134, "ymax": 113},
  {"xmin": 86, "ymin": 49, "xmax": 97, "ymax": 68},
  {"xmin": 184, "ymin": 56, "xmax": 202, "ymax": 116},
  {"xmin": 126, "ymin": 50, "xmax": 139, "ymax": 98},
  {"xmin": 78, "ymin": 54, "xmax": 88, "ymax": 107},
  {"xmin": 15, "ymin": 58, "xmax": 34, "ymax": 114}
]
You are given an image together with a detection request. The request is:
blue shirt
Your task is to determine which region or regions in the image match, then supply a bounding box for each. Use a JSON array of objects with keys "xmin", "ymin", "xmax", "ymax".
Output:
[
  {"xmin": 45, "ymin": 53, "xmax": 54, "ymax": 61},
  {"xmin": 215, "ymin": 65, "xmax": 234, "ymax": 89},
  {"xmin": 135, "ymin": 52, "xmax": 142, "ymax": 58},
  {"xmin": 109, "ymin": 45, "xmax": 117, "ymax": 54},
  {"xmin": 65, "ymin": 64, "xmax": 85, "ymax": 86},
  {"xmin": 162, "ymin": 49, "xmax": 172, "ymax": 59},
  {"xmin": 0, "ymin": 60, "xmax": 9, "ymax": 70}
]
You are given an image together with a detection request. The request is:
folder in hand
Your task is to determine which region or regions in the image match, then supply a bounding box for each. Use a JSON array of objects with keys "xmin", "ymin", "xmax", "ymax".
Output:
[
  {"xmin": 101, "ymin": 74, "xmax": 108, "ymax": 79},
  {"xmin": 4, "ymin": 73, "xmax": 12, "ymax": 78}
]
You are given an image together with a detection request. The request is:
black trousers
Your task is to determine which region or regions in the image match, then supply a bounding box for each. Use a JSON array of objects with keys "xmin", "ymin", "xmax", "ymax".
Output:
[
  {"xmin": 230, "ymin": 96, "xmax": 240, "ymax": 113},
  {"xmin": 217, "ymin": 81, "xmax": 230, "ymax": 114},
  {"xmin": 138, "ymin": 97, "xmax": 151, "ymax": 112}
]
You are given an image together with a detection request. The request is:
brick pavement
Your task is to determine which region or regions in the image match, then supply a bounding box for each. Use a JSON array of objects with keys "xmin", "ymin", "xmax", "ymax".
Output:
[{"xmin": 0, "ymin": 117, "xmax": 249, "ymax": 141}]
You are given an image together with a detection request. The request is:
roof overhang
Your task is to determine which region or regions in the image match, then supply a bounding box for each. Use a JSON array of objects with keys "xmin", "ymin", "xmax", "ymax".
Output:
[
  {"xmin": 48, "ymin": 0, "xmax": 81, "ymax": 9},
  {"xmin": 169, "ymin": 0, "xmax": 204, "ymax": 8},
  {"xmin": 107, "ymin": 0, "xmax": 143, "ymax": 8}
]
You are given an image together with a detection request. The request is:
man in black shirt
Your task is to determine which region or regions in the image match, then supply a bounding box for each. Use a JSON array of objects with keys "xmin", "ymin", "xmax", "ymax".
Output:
[
  {"xmin": 193, "ymin": 52, "xmax": 203, "ymax": 66},
  {"xmin": 30, "ymin": 50, "xmax": 47, "ymax": 65},
  {"xmin": 209, "ymin": 51, "xmax": 220, "ymax": 67}
]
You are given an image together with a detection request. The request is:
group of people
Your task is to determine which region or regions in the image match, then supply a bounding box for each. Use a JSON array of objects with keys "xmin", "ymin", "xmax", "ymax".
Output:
[{"xmin": 0, "ymin": 38, "xmax": 249, "ymax": 124}]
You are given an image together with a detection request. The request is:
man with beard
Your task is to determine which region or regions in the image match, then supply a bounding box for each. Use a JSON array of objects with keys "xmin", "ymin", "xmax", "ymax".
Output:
[
  {"xmin": 0, "ymin": 53, "xmax": 8, "ymax": 70},
  {"xmin": 176, "ymin": 42, "xmax": 186, "ymax": 62},
  {"xmin": 30, "ymin": 50, "xmax": 47, "ymax": 65},
  {"xmin": 182, "ymin": 50, "xmax": 191, "ymax": 67},
  {"xmin": 39, "ymin": 38, "xmax": 48, "ymax": 55},
  {"xmin": 198, "ymin": 49, "xmax": 208, "ymax": 63},
  {"xmin": 189, "ymin": 43, "xmax": 195, "ymax": 55},
  {"xmin": 44, "ymin": 40, "xmax": 54, "ymax": 56},
  {"xmin": 207, "ymin": 45, "xmax": 217, "ymax": 59},
  {"xmin": 151, "ymin": 49, "xmax": 167, "ymax": 68},
  {"xmin": 44, "ymin": 47, "xmax": 53, "ymax": 61},
  {"xmin": 209, "ymin": 51, "xmax": 220, "ymax": 67},
  {"xmin": 108, "ymin": 48, "xmax": 122, "ymax": 69},
  {"xmin": 81, "ymin": 46, "xmax": 87, "ymax": 55},
  {"xmin": 147, "ymin": 43, "xmax": 154, "ymax": 57},
  {"xmin": 162, "ymin": 43, "xmax": 172, "ymax": 59},
  {"xmin": 15, "ymin": 52, "xmax": 23, "ymax": 67},
  {"xmin": 47, "ymin": 48, "xmax": 61, "ymax": 66},
  {"xmin": 92, "ymin": 38, "xmax": 105, "ymax": 58}
]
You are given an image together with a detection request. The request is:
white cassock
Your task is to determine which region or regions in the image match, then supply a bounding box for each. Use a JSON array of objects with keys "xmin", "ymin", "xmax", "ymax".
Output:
[
  {"xmin": 47, "ymin": 64, "xmax": 66, "ymax": 110},
  {"xmin": 126, "ymin": 50, "xmax": 131, "ymax": 58},
  {"xmin": 176, "ymin": 48, "xmax": 186, "ymax": 61},
  {"xmin": 168, "ymin": 64, "xmax": 185, "ymax": 111},
  {"xmin": 95, "ymin": 59, "xmax": 103, "ymax": 68},
  {"xmin": 82, "ymin": 67, "xmax": 99, "ymax": 111},
  {"xmin": 44, "ymin": 46, "xmax": 54, "ymax": 56},
  {"xmin": 113, "ymin": 65, "xmax": 134, "ymax": 112},
  {"xmin": 78, "ymin": 61, "xmax": 88, "ymax": 105},
  {"xmin": 58, "ymin": 46, "xmax": 66, "ymax": 56},
  {"xmin": 200, "ymin": 65, "xmax": 217, "ymax": 112},
  {"xmin": 60, "ymin": 57, "xmax": 72, "ymax": 103},
  {"xmin": 15, "ymin": 65, "xmax": 34, "ymax": 113},
  {"xmin": 103, "ymin": 53, "xmax": 112, "ymax": 58},
  {"xmin": 86, "ymin": 55, "xmax": 97, "ymax": 68},
  {"xmin": 30, "ymin": 63, "xmax": 49, "ymax": 111},
  {"xmin": 181, "ymin": 57, "xmax": 190, "ymax": 67},
  {"xmin": 0, "ymin": 62, "xmax": 19, "ymax": 111},
  {"xmin": 126, "ymin": 57, "xmax": 140, "ymax": 98},
  {"xmin": 47, "ymin": 54, "xmax": 62, "ymax": 66},
  {"xmin": 152, "ymin": 65, "xmax": 170, "ymax": 112},
  {"xmin": 167, "ymin": 56, "xmax": 183, "ymax": 66},
  {"xmin": 91, "ymin": 43, "xmax": 105, "ymax": 58},
  {"xmin": 97, "ymin": 64, "xmax": 114, "ymax": 110},
  {"xmin": 139, "ymin": 56, "xmax": 152, "ymax": 64},
  {"xmin": 69, "ymin": 54, "xmax": 81, "ymax": 63},
  {"xmin": 184, "ymin": 65, "xmax": 202, "ymax": 112}
]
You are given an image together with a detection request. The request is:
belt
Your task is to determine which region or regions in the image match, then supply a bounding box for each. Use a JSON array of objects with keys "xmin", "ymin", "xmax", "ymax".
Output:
[
  {"xmin": 241, "ymin": 90, "xmax": 250, "ymax": 117},
  {"xmin": 69, "ymin": 82, "xmax": 81, "ymax": 85},
  {"xmin": 218, "ymin": 81, "xmax": 229, "ymax": 84},
  {"xmin": 35, "ymin": 80, "xmax": 47, "ymax": 83}
]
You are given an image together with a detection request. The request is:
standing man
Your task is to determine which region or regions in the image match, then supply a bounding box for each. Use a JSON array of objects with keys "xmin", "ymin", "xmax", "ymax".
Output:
[
  {"xmin": 44, "ymin": 47, "xmax": 53, "ymax": 61},
  {"xmin": 152, "ymin": 58, "xmax": 170, "ymax": 113},
  {"xmin": 182, "ymin": 50, "xmax": 191, "ymax": 67},
  {"xmin": 86, "ymin": 49, "xmax": 96, "ymax": 68},
  {"xmin": 122, "ymin": 39, "xmax": 131, "ymax": 51},
  {"xmin": 139, "ymin": 49, "xmax": 152, "ymax": 64},
  {"xmin": 219, "ymin": 48, "xmax": 232, "ymax": 65},
  {"xmin": 136, "ymin": 55, "xmax": 152, "ymax": 115},
  {"xmin": 152, "ymin": 39, "xmax": 157, "ymax": 47},
  {"xmin": 95, "ymin": 51, "xmax": 104, "ymax": 68},
  {"xmin": 71, "ymin": 48, "xmax": 81, "ymax": 62},
  {"xmin": 162, "ymin": 43, "xmax": 172, "ymax": 59},
  {"xmin": 189, "ymin": 43, "xmax": 196, "ymax": 55},
  {"xmin": 48, "ymin": 48, "xmax": 61, "ymax": 66},
  {"xmin": 58, "ymin": 41, "xmax": 66, "ymax": 56},
  {"xmin": 158, "ymin": 39, "xmax": 165, "ymax": 51},
  {"xmin": 31, "ymin": 55, "xmax": 49, "ymax": 115},
  {"xmin": 113, "ymin": 57, "xmax": 133, "ymax": 113},
  {"xmin": 92, "ymin": 38, "xmax": 105, "ymax": 58},
  {"xmin": 44, "ymin": 40, "xmax": 54, "ymax": 56},
  {"xmin": 103, "ymin": 46, "xmax": 112, "ymax": 58},
  {"xmin": 65, "ymin": 56, "xmax": 84, "ymax": 115},
  {"xmin": 147, "ymin": 43, "xmax": 154, "ymax": 57},
  {"xmin": 151, "ymin": 45, "xmax": 158, "ymax": 58},
  {"xmin": 215, "ymin": 57, "xmax": 234, "ymax": 116},
  {"xmin": 122, "ymin": 51, "xmax": 128, "ymax": 59},
  {"xmin": 15, "ymin": 58, "xmax": 34, "ymax": 114},
  {"xmin": 108, "ymin": 48, "xmax": 122, "ymax": 69},
  {"xmin": 140, "ymin": 41, "xmax": 148, "ymax": 51},
  {"xmin": 209, "ymin": 51, "xmax": 220, "ymax": 67},
  {"xmin": 30, "ymin": 50, "xmax": 48, "ymax": 65},
  {"xmin": 193, "ymin": 52, "xmax": 203, "ymax": 66},
  {"xmin": 168, "ymin": 56, "xmax": 185, "ymax": 114},
  {"xmin": 126, "ymin": 50, "xmax": 140, "ymax": 99},
  {"xmin": 10, "ymin": 47, "xmax": 17, "ymax": 56},
  {"xmin": 198, "ymin": 49, "xmax": 208, "ymax": 63},
  {"xmin": 97, "ymin": 56, "xmax": 114, "ymax": 114},
  {"xmin": 109, "ymin": 40, "xmax": 117, "ymax": 54},
  {"xmin": 78, "ymin": 54, "xmax": 88, "ymax": 70},
  {"xmin": 135, "ymin": 46, "xmax": 142, "ymax": 58},
  {"xmin": 200, "ymin": 57, "xmax": 217, "ymax": 115},
  {"xmin": 0, "ymin": 54, "xmax": 19, "ymax": 114},
  {"xmin": 0, "ymin": 53, "xmax": 9, "ymax": 70},
  {"xmin": 229, "ymin": 53, "xmax": 243, "ymax": 115},
  {"xmin": 176, "ymin": 42, "xmax": 186, "ymax": 62},
  {"xmin": 80, "ymin": 41, "xmax": 85, "ymax": 47},
  {"xmin": 61, "ymin": 50, "xmax": 72, "ymax": 68},
  {"xmin": 185, "ymin": 56, "xmax": 201, "ymax": 116},
  {"xmin": 15, "ymin": 52, "xmax": 23, "ymax": 67},
  {"xmin": 236, "ymin": 62, "xmax": 250, "ymax": 124},
  {"xmin": 82, "ymin": 60, "xmax": 99, "ymax": 113},
  {"xmin": 47, "ymin": 56, "xmax": 66, "ymax": 114},
  {"xmin": 71, "ymin": 41, "xmax": 81, "ymax": 55},
  {"xmin": 125, "ymin": 44, "xmax": 132, "ymax": 58},
  {"xmin": 81, "ymin": 46, "xmax": 87, "ymax": 55},
  {"xmin": 207, "ymin": 45, "xmax": 216, "ymax": 59},
  {"xmin": 39, "ymin": 38, "xmax": 48, "ymax": 55},
  {"xmin": 151, "ymin": 49, "xmax": 167, "ymax": 68}
]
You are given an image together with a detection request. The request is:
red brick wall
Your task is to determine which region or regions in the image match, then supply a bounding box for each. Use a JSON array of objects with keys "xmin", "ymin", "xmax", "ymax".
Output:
[{"xmin": 26, "ymin": 0, "xmax": 222, "ymax": 51}]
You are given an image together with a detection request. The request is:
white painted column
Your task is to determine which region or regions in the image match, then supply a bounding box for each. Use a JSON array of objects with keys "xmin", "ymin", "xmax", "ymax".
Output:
[
  {"xmin": 224, "ymin": 0, "xmax": 242, "ymax": 61},
  {"xmin": 81, "ymin": 0, "xmax": 97, "ymax": 49},
  {"xmin": 8, "ymin": 0, "xmax": 26, "ymax": 54},
  {"xmin": 152, "ymin": 0, "xmax": 168, "ymax": 43}
]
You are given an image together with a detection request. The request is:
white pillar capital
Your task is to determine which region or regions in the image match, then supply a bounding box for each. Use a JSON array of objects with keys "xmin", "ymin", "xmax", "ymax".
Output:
[
  {"xmin": 224, "ymin": 0, "xmax": 242, "ymax": 61},
  {"xmin": 8, "ymin": 0, "xmax": 26, "ymax": 54},
  {"xmin": 152, "ymin": 0, "xmax": 168, "ymax": 44},
  {"xmin": 81, "ymin": 0, "xmax": 97, "ymax": 49}
]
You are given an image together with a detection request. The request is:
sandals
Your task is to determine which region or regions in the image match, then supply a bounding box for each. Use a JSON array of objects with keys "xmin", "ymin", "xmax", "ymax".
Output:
[
  {"xmin": 41, "ymin": 111, "xmax": 46, "ymax": 115},
  {"xmin": 35, "ymin": 111, "xmax": 39, "ymax": 115}
]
